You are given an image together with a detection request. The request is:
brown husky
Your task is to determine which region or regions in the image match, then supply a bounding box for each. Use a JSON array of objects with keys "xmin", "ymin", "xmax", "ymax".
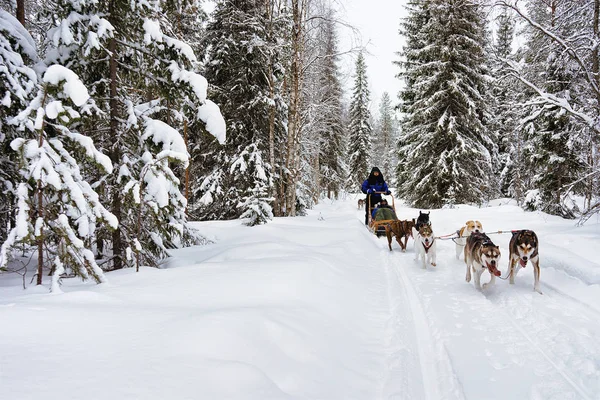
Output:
[
  {"xmin": 464, "ymin": 233, "xmax": 501, "ymax": 290},
  {"xmin": 508, "ymin": 230, "xmax": 541, "ymax": 294},
  {"xmin": 385, "ymin": 219, "xmax": 416, "ymax": 252}
]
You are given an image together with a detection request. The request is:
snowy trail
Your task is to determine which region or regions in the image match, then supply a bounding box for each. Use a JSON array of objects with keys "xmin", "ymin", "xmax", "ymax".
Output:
[
  {"xmin": 1, "ymin": 197, "xmax": 600, "ymax": 400},
  {"xmin": 365, "ymin": 203, "xmax": 600, "ymax": 400}
]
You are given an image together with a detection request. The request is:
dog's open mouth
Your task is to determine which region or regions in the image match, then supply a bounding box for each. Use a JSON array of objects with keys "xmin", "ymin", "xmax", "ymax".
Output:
[
  {"xmin": 486, "ymin": 263, "xmax": 501, "ymax": 276},
  {"xmin": 519, "ymin": 259, "xmax": 527, "ymax": 268}
]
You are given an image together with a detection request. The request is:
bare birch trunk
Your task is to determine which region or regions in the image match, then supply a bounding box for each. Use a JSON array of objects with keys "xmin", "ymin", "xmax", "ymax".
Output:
[{"xmin": 285, "ymin": 0, "xmax": 307, "ymax": 217}]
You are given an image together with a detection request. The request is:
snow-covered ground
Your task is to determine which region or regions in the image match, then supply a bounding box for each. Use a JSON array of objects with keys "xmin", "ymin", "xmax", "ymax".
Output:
[{"xmin": 1, "ymin": 196, "xmax": 600, "ymax": 400}]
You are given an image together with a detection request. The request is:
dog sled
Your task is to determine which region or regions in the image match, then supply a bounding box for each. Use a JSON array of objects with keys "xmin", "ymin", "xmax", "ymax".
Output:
[{"xmin": 367, "ymin": 193, "xmax": 397, "ymax": 237}]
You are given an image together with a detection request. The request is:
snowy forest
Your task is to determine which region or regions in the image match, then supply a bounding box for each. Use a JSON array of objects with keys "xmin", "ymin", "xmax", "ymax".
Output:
[{"xmin": 1, "ymin": 0, "xmax": 599, "ymax": 286}]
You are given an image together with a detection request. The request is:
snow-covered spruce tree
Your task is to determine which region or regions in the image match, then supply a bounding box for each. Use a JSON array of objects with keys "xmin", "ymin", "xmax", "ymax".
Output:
[
  {"xmin": 1, "ymin": 65, "xmax": 118, "ymax": 288},
  {"xmin": 490, "ymin": 8, "xmax": 523, "ymax": 200},
  {"xmin": 347, "ymin": 52, "xmax": 372, "ymax": 188},
  {"xmin": 498, "ymin": 0, "xmax": 599, "ymax": 222},
  {"xmin": 315, "ymin": 7, "xmax": 347, "ymax": 200},
  {"xmin": 523, "ymin": 58, "xmax": 584, "ymax": 217},
  {"xmin": 44, "ymin": 0, "xmax": 225, "ymax": 269},
  {"xmin": 394, "ymin": 0, "xmax": 431, "ymax": 197},
  {"xmin": 0, "ymin": 10, "xmax": 38, "ymax": 245},
  {"xmin": 194, "ymin": 0, "xmax": 286, "ymax": 225},
  {"xmin": 501, "ymin": 0, "xmax": 589, "ymax": 218},
  {"xmin": 396, "ymin": 0, "xmax": 493, "ymax": 208},
  {"xmin": 371, "ymin": 92, "xmax": 395, "ymax": 182}
]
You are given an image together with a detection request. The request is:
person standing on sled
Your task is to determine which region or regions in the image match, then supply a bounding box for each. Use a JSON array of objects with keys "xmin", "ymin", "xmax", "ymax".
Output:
[{"xmin": 361, "ymin": 167, "xmax": 391, "ymax": 225}]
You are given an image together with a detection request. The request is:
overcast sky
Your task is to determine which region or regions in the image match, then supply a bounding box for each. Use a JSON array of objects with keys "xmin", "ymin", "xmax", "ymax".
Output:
[
  {"xmin": 337, "ymin": 0, "xmax": 408, "ymax": 116},
  {"xmin": 202, "ymin": 0, "xmax": 408, "ymax": 118}
]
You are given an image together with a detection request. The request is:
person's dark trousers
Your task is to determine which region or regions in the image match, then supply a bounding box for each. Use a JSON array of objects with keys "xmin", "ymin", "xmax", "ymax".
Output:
[{"xmin": 365, "ymin": 194, "xmax": 381, "ymax": 225}]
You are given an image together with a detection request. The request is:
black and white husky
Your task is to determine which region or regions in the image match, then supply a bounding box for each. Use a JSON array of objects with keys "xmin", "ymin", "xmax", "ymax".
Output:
[{"xmin": 508, "ymin": 230, "xmax": 541, "ymax": 294}]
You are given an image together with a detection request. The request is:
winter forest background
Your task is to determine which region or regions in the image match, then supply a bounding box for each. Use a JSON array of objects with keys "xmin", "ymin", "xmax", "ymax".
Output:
[{"xmin": 1, "ymin": 0, "xmax": 599, "ymax": 287}]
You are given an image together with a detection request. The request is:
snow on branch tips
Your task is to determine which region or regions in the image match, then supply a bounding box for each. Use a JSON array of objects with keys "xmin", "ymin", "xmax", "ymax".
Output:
[
  {"xmin": 198, "ymin": 100, "xmax": 226, "ymax": 144},
  {"xmin": 43, "ymin": 65, "xmax": 90, "ymax": 107},
  {"xmin": 142, "ymin": 118, "xmax": 189, "ymax": 167}
]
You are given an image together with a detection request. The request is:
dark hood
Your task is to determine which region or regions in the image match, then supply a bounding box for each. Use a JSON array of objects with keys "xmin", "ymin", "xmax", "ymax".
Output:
[{"xmin": 367, "ymin": 167, "xmax": 384, "ymax": 185}]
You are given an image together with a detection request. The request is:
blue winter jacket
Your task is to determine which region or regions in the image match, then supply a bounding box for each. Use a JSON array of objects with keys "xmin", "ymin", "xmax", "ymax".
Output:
[{"xmin": 361, "ymin": 179, "xmax": 389, "ymax": 205}]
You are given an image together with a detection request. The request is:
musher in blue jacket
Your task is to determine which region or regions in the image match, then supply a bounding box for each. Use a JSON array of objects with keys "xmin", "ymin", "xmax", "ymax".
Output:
[{"xmin": 361, "ymin": 167, "xmax": 391, "ymax": 225}]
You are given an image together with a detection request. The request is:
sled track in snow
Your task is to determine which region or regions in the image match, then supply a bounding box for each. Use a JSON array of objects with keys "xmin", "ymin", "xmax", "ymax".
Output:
[
  {"xmin": 372, "ymin": 231, "xmax": 460, "ymax": 400},
  {"xmin": 541, "ymin": 281, "xmax": 600, "ymax": 318},
  {"xmin": 490, "ymin": 286, "xmax": 596, "ymax": 400}
]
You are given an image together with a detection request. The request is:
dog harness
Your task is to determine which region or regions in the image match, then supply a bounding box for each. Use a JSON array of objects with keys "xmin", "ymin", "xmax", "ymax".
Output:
[{"xmin": 422, "ymin": 238, "xmax": 435, "ymax": 253}]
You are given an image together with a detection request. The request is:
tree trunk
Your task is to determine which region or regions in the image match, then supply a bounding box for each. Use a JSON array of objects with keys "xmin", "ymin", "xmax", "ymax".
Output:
[
  {"xmin": 16, "ymin": 0, "xmax": 25, "ymax": 25},
  {"xmin": 184, "ymin": 119, "xmax": 190, "ymax": 214},
  {"xmin": 108, "ymin": 35, "xmax": 122, "ymax": 270},
  {"xmin": 36, "ymin": 88, "xmax": 48, "ymax": 285},
  {"xmin": 285, "ymin": 0, "xmax": 305, "ymax": 217},
  {"xmin": 590, "ymin": 0, "xmax": 600, "ymax": 210},
  {"xmin": 265, "ymin": 0, "xmax": 278, "ymax": 215}
]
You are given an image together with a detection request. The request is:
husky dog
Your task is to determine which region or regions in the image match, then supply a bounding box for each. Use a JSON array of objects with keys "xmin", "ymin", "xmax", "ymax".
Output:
[
  {"xmin": 455, "ymin": 220, "xmax": 483, "ymax": 259},
  {"xmin": 385, "ymin": 219, "xmax": 416, "ymax": 252},
  {"xmin": 415, "ymin": 211, "xmax": 431, "ymax": 231},
  {"xmin": 508, "ymin": 230, "xmax": 541, "ymax": 294},
  {"xmin": 357, "ymin": 198, "xmax": 365, "ymax": 209},
  {"xmin": 464, "ymin": 233, "xmax": 501, "ymax": 290},
  {"xmin": 414, "ymin": 224, "xmax": 436, "ymax": 269}
]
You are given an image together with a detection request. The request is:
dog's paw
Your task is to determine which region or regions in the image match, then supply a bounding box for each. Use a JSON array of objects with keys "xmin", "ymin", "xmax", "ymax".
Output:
[
  {"xmin": 465, "ymin": 274, "xmax": 471, "ymax": 282},
  {"xmin": 431, "ymin": 262, "xmax": 436, "ymax": 267}
]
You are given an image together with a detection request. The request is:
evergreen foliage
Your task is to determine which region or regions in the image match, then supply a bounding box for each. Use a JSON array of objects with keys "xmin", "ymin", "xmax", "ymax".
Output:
[
  {"xmin": 348, "ymin": 52, "xmax": 372, "ymax": 188},
  {"xmin": 316, "ymin": 11, "xmax": 347, "ymax": 200},
  {"xmin": 396, "ymin": 0, "xmax": 493, "ymax": 208},
  {"xmin": 193, "ymin": 0, "xmax": 287, "ymax": 225},
  {"xmin": 372, "ymin": 92, "xmax": 395, "ymax": 182}
]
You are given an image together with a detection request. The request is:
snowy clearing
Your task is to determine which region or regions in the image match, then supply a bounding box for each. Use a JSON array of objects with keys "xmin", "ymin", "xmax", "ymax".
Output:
[{"xmin": 1, "ymin": 196, "xmax": 599, "ymax": 400}]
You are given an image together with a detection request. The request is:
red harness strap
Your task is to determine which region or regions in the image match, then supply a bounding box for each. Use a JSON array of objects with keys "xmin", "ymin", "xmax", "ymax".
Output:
[{"xmin": 422, "ymin": 238, "xmax": 435, "ymax": 253}]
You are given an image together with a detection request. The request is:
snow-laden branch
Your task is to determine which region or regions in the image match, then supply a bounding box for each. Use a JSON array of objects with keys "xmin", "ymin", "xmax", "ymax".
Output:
[
  {"xmin": 495, "ymin": 0, "xmax": 600, "ymax": 98},
  {"xmin": 502, "ymin": 58, "xmax": 598, "ymax": 131}
]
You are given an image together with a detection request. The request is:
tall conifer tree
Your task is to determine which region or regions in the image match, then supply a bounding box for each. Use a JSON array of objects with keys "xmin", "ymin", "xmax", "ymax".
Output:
[
  {"xmin": 396, "ymin": 0, "xmax": 493, "ymax": 208},
  {"xmin": 194, "ymin": 0, "xmax": 287, "ymax": 225},
  {"xmin": 372, "ymin": 92, "xmax": 394, "ymax": 181},
  {"xmin": 318, "ymin": 12, "xmax": 346, "ymax": 199},
  {"xmin": 348, "ymin": 52, "xmax": 372, "ymax": 187}
]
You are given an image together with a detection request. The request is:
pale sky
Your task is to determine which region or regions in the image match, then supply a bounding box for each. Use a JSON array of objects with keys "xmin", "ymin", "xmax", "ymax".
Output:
[
  {"xmin": 337, "ymin": 0, "xmax": 408, "ymax": 116},
  {"xmin": 202, "ymin": 0, "xmax": 408, "ymax": 117}
]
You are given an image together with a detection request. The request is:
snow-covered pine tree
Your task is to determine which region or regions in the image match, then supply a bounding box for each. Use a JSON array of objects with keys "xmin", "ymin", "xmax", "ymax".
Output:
[
  {"xmin": 498, "ymin": 0, "xmax": 599, "ymax": 222},
  {"xmin": 194, "ymin": 0, "xmax": 286, "ymax": 225},
  {"xmin": 2, "ymin": 64, "xmax": 118, "ymax": 288},
  {"xmin": 396, "ymin": 0, "xmax": 493, "ymax": 208},
  {"xmin": 0, "ymin": 10, "xmax": 38, "ymax": 245},
  {"xmin": 315, "ymin": 8, "xmax": 347, "ymax": 200},
  {"xmin": 394, "ymin": 0, "xmax": 430, "ymax": 197},
  {"xmin": 43, "ymin": 0, "xmax": 225, "ymax": 269},
  {"xmin": 371, "ymin": 92, "xmax": 395, "ymax": 182},
  {"xmin": 491, "ymin": 8, "xmax": 523, "ymax": 201},
  {"xmin": 509, "ymin": 0, "xmax": 587, "ymax": 218},
  {"xmin": 347, "ymin": 52, "xmax": 372, "ymax": 188}
]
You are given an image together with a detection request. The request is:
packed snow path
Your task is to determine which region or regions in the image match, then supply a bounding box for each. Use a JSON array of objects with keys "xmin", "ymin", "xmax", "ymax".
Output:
[{"xmin": 1, "ymin": 197, "xmax": 599, "ymax": 400}]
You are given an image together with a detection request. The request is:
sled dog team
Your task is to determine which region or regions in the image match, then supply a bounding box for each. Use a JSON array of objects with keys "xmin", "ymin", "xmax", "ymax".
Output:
[{"xmin": 390, "ymin": 211, "xmax": 542, "ymax": 295}]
